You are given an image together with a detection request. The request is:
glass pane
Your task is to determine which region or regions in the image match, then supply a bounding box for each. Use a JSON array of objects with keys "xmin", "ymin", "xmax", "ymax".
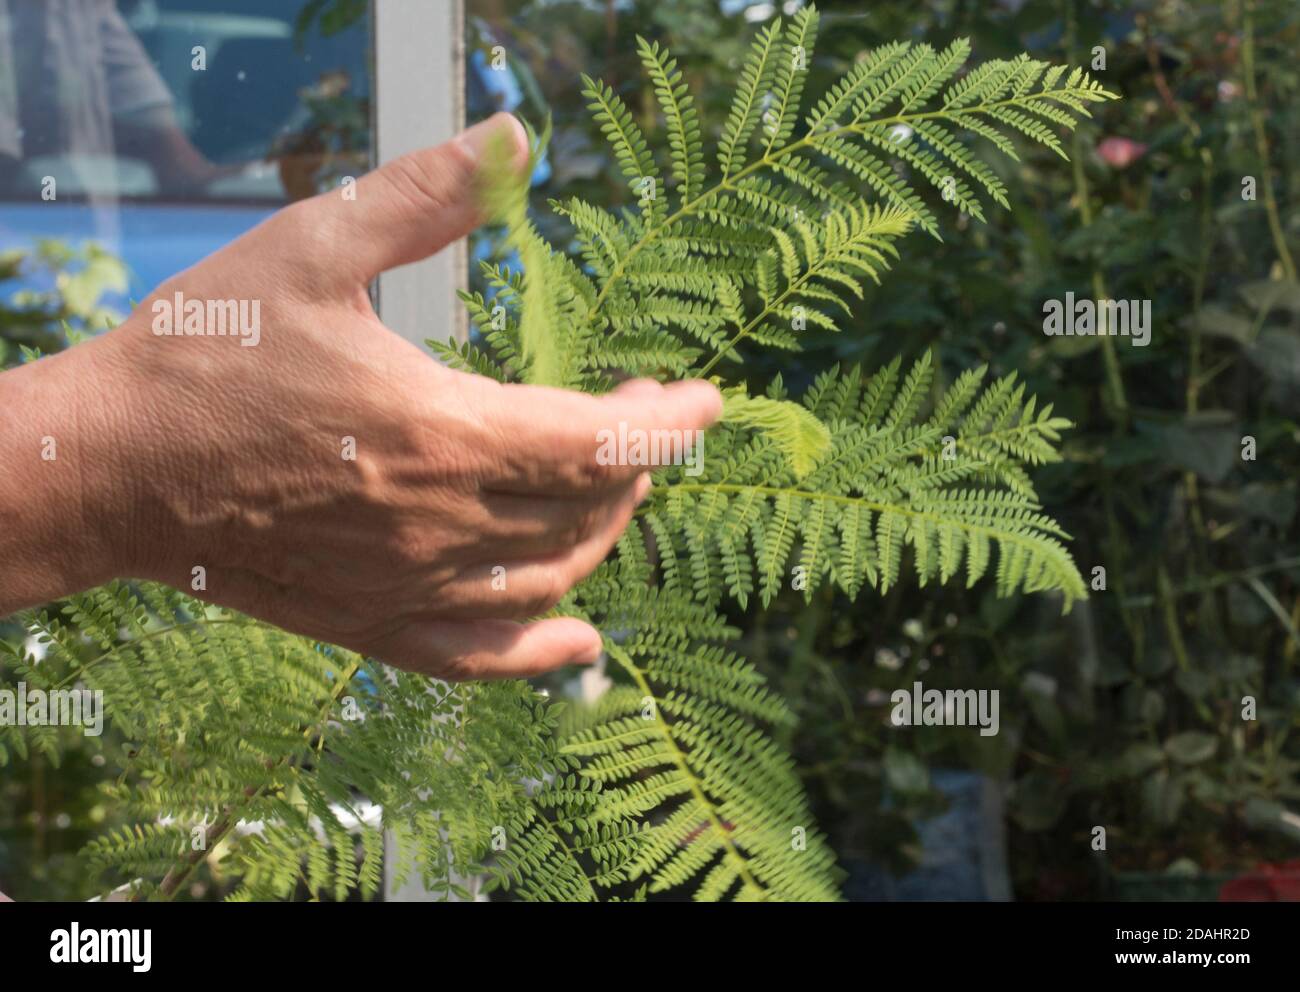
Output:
[{"xmin": 0, "ymin": 0, "xmax": 371, "ymax": 353}]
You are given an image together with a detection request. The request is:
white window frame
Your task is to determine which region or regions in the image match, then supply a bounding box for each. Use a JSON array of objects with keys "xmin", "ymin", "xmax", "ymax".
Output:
[
  {"xmin": 373, "ymin": 0, "xmax": 467, "ymax": 348},
  {"xmin": 372, "ymin": 0, "xmax": 477, "ymax": 902}
]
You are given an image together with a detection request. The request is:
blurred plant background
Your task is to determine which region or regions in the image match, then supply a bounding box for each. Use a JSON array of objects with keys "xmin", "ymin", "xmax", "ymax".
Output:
[{"xmin": 3, "ymin": 0, "xmax": 1297, "ymax": 900}]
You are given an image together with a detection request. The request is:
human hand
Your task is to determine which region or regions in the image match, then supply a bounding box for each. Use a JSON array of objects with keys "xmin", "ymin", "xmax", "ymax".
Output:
[{"xmin": 0, "ymin": 114, "xmax": 722, "ymax": 679}]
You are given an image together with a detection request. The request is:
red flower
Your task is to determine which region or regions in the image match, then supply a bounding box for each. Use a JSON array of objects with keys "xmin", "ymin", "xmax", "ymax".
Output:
[{"xmin": 1096, "ymin": 137, "xmax": 1148, "ymax": 169}]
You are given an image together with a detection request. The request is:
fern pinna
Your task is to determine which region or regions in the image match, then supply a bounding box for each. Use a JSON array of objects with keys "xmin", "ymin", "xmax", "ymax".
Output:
[{"xmin": 4, "ymin": 6, "xmax": 1113, "ymax": 901}]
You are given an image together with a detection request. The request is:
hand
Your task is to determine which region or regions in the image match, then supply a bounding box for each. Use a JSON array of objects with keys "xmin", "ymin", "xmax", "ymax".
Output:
[{"xmin": 0, "ymin": 114, "xmax": 722, "ymax": 679}]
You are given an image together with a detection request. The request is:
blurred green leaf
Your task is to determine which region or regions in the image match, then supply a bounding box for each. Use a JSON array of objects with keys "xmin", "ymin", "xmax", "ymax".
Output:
[
  {"xmin": 1164, "ymin": 732, "xmax": 1218, "ymax": 765},
  {"xmin": 883, "ymin": 748, "xmax": 929, "ymax": 795}
]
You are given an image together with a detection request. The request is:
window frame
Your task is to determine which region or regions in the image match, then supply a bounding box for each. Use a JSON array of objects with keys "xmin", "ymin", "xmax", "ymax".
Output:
[{"xmin": 372, "ymin": 0, "xmax": 474, "ymax": 902}]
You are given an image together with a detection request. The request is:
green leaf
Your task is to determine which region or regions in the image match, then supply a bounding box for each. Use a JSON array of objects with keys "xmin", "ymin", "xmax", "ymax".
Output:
[
  {"xmin": 883, "ymin": 747, "xmax": 930, "ymax": 794},
  {"xmin": 722, "ymin": 391, "xmax": 832, "ymax": 478},
  {"xmin": 1164, "ymin": 732, "xmax": 1219, "ymax": 765},
  {"xmin": 1118, "ymin": 742, "xmax": 1166, "ymax": 778}
]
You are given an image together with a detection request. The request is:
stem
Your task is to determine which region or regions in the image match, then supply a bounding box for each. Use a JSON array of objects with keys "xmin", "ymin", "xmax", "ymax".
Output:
[
  {"xmin": 1118, "ymin": 555, "xmax": 1300, "ymax": 607},
  {"xmin": 587, "ymin": 94, "xmax": 1115, "ymax": 331},
  {"xmin": 1065, "ymin": 4, "xmax": 1128, "ymax": 425},
  {"xmin": 1242, "ymin": 0, "xmax": 1296, "ymax": 280},
  {"xmin": 152, "ymin": 659, "xmax": 362, "ymax": 901},
  {"xmin": 696, "ymin": 239, "xmax": 838, "ymax": 378},
  {"xmin": 1244, "ymin": 577, "xmax": 1300, "ymax": 654},
  {"xmin": 1069, "ymin": 131, "xmax": 1129, "ymax": 423},
  {"xmin": 605, "ymin": 642, "xmax": 767, "ymax": 899},
  {"xmin": 1141, "ymin": 11, "xmax": 1217, "ymax": 552}
]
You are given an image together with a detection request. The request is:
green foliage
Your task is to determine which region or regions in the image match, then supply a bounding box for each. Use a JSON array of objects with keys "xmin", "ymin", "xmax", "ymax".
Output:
[
  {"xmin": 468, "ymin": 8, "xmax": 1112, "ymax": 394},
  {"xmin": 4, "ymin": 5, "xmax": 1113, "ymax": 901},
  {"xmin": 0, "ymin": 241, "xmax": 127, "ymax": 368},
  {"xmin": 462, "ymin": 4, "xmax": 1102, "ymax": 621},
  {"xmin": 3, "ymin": 583, "xmax": 568, "ymax": 901},
  {"xmin": 496, "ymin": 567, "xmax": 841, "ymax": 900},
  {"xmin": 720, "ymin": 389, "xmax": 831, "ymax": 480},
  {"xmin": 459, "ymin": 0, "xmax": 1300, "ymax": 902},
  {"xmin": 650, "ymin": 352, "xmax": 1083, "ymax": 611}
]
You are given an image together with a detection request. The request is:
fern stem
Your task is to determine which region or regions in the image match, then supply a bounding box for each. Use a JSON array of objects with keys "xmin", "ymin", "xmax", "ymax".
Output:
[
  {"xmin": 605, "ymin": 642, "xmax": 768, "ymax": 899},
  {"xmin": 695, "ymin": 247, "xmax": 826, "ymax": 378},
  {"xmin": 666, "ymin": 481, "xmax": 1073, "ymax": 546},
  {"xmin": 586, "ymin": 134, "xmax": 815, "ymax": 319},
  {"xmin": 151, "ymin": 658, "xmax": 362, "ymax": 901},
  {"xmin": 1241, "ymin": 0, "xmax": 1296, "ymax": 280},
  {"xmin": 586, "ymin": 94, "xmax": 1112, "ymax": 330}
]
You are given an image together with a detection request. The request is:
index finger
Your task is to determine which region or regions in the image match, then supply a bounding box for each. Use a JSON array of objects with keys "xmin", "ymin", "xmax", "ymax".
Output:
[{"xmin": 484, "ymin": 378, "xmax": 722, "ymax": 495}]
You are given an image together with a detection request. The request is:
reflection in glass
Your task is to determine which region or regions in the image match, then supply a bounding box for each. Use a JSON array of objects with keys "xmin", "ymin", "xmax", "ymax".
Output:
[{"xmin": 0, "ymin": 0, "xmax": 371, "ymax": 315}]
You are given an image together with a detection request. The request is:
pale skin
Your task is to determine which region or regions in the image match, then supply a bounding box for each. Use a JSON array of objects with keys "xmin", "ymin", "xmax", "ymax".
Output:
[{"xmin": 0, "ymin": 113, "xmax": 723, "ymax": 682}]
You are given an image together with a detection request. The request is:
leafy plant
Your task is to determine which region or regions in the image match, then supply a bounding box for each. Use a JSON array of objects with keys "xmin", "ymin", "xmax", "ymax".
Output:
[
  {"xmin": 2, "ymin": 6, "xmax": 1116, "ymax": 901},
  {"xmin": 0, "ymin": 241, "xmax": 127, "ymax": 369}
]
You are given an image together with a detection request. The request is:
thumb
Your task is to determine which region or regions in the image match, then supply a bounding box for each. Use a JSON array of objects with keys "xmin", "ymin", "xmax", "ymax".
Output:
[{"xmin": 316, "ymin": 112, "xmax": 529, "ymax": 284}]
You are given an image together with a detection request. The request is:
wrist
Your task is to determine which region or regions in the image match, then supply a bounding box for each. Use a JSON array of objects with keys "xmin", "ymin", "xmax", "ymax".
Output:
[{"xmin": 0, "ymin": 344, "xmax": 124, "ymax": 613}]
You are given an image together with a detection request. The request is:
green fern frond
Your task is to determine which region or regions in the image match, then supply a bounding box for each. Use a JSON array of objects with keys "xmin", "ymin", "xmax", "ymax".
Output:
[
  {"xmin": 760, "ymin": 6, "xmax": 820, "ymax": 157},
  {"xmin": 721, "ymin": 390, "xmax": 831, "ymax": 479},
  {"xmin": 514, "ymin": 582, "xmax": 843, "ymax": 901},
  {"xmin": 582, "ymin": 74, "xmax": 664, "ymax": 223},
  {"xmin": 637, "ymin": 36, "xmax": 706, "ymax": 205},
  {"xmin": 645, "ymin": 354, "xmax": 1086, "ymax": 610},
  {"xmin": 718, "ymin": 19, "xmax": 783, "ymax": 180}
]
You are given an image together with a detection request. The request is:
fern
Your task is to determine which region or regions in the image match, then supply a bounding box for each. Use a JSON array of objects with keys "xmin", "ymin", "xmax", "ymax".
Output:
[
  {"xmin": 644, "ymin": 351, "xmax": 1083, "ymax": 611},
  {"xmin": 2, "ymin": 6, "xmax": 1115, "ymax": 902}
]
